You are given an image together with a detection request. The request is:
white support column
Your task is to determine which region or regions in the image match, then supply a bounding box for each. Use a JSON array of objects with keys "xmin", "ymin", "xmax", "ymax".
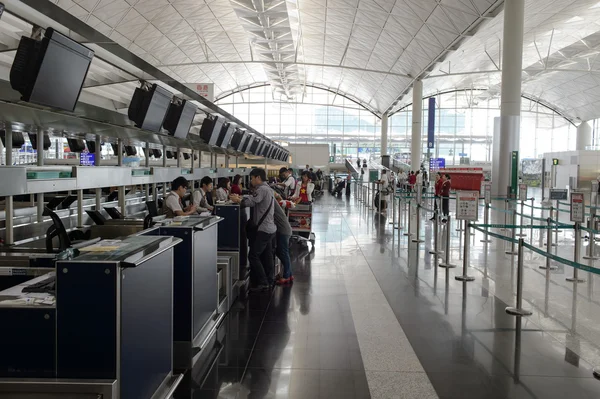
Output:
[
  {"xmin": 576, "ymin": 121, "xmax": 592, "ymax": 151},
  {"xmin": 411, "ymin": 80, "xmax": 423, "ymax": 170},
  {"xmin": 493, "ymin": 0, "xmax": 525, "ymax": 197}
]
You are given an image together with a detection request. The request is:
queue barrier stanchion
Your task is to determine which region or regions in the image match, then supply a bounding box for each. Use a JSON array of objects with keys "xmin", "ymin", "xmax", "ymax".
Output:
[
  {"xmin": 412, "ymin": 204, "xmax": 424, "ymax": 243},
  {"xmin": 396, "ymin": 196, "xmax": 403, "ymax": 230},
  {"xmin": 530, "ymin": 198, "xmax": 535, "ymax": 240},
  {"xmin": 505, "ymin": 238, "xmax": 533, "ymax": 317},
  {"xmin": 390, "ymin": 192, "xmax": 396, "ymax": 225},
  {"xmin": 566, "ymin": 223, "xmax": 586, "ymax": 283},
  {"xmin": 501, "ymin": 200, "xmax": 508, "ymax": 231},
  {"xmin": 439, "ymin": 215, "xmax": 456, "ymax": 269},
  {"xmin": 539, "ymin": 218, "xmax": 558, "ymax": 271},
  {"xmin": 505, "ymin": 210, "xmax": 519, "ymax": 255},
  {"xmin": 455, "ymin": 222, "xmax": 475, "ymax": 282},
  {"xmin": 480, "ymin": 203, "xmax": 492, "ymax": 243},
  {"xmin": 429, "ymin": 209, "xmax": 443, "ymax": 256},
  {"xmin": 583, "ymin": 217, "xmax": 599, "ymax": 261},
  {"xmin": 404, "ymin": 199, "xmax": 413, "ymax": 237},
  {"xmin": 516, "ymin": 200, "xmax": 526, "ymax": 238}
]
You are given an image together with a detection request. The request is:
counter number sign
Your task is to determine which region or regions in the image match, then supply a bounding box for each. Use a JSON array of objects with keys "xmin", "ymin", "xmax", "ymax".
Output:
[
  {"xmin": 570, "ymin": 192, "xmax": 585, "ymax": 223},
  {"xmin": 456, "ymin": 190, "xmax": 479, "ymax": 221}
]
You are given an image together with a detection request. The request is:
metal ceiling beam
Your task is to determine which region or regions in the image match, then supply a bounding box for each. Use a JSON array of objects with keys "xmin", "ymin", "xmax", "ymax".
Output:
[{"xmin": 12, "ymin": 0, "xmax": 273, "ymax": 142}]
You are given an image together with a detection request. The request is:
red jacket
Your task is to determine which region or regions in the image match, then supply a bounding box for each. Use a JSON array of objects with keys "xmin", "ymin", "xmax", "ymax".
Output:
[
  {"xmin": 441, "ymin": 180, "xmax": 451, "ymax": 197},
  {"xmin": 408, "ymin": 175, "xmax": 416, "ymax": 185},
  {"xmin": 435, "ymin": 179, "xmax": 443, "ymax": 196}
]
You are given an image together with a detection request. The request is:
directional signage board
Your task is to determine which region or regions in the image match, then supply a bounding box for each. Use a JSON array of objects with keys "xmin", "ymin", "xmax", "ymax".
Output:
[
  {"xmin": 456, "ymin": 190, "xmax": 479, "ymax": 221},
  {"xmin": 484, "ymin": 183, "xmax": 492, "ymax": 205},
  {"xmin": 570, "ymin": 192, "xmax": 585, "ymax": 223},
  {"xmin": 429, "ymin": 158, "xmax": 445, "ymax": 172},
  {"xmin": 549, "ymin": 189, "xmax": 568, "ymax": 200},
  {"xmin": 518, "ymin": 184, "xmax": 528, "ymax": 201}
]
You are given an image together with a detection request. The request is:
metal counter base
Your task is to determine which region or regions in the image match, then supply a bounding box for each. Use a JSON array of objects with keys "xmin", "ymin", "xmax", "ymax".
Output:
[
  {"xmin": 0, "ymin": 372, "xmax": 184, "ymax": 399},
  {"xmin": 174, "ymin": 312, "xmax": 226, "ymax": 371}
]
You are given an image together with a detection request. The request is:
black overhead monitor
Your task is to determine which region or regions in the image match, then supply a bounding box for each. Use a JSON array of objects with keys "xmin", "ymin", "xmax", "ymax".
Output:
[
  {"xmin": 86, "ymin": 140, "xmax": 96, "ymax": 154},
  {"xmin": 249, "ymin": 137, "xmax": 261, "ymax": 155},
  {"xmin": 163, "ymin": 99, "xmax": 197, "ymax": 139},
  {"xmin": 229, "ymin": 128, "xmax": 247, "ymax": 151},
  {"xmin": 199, "ymin": 114, "xmax": 225, "ymax": 146},
  {"xmin": 216, "ymin": 122, "xmax": 236, "ymax": 149},
  {"xmin": 241, "ymin": 133, "xmax": 254, "ymax": 153},
  {"xmin": 27, "ymin": 132, "xmax": 51, "ymax": 150},
  {"xmin": 127, "ymin": 83, "xmax": 172, "ymax": 132},
  {"xmin": 10, "ymin": 28, "xmax": 94, "ymax": 112},
  {"xmin": 152, "ymin": 149, "xmax": 162, "ymax": 158},
  {"xmin": 261, "ymin": 143, "xmax": 271, "ymax": 157},
  {"xmin": 67, "ymin": 138, "xmax": 85, "ymax": 152},
  {"xmin": 124, "ymin": 145, "xmax": 137, "ymax": 156}
]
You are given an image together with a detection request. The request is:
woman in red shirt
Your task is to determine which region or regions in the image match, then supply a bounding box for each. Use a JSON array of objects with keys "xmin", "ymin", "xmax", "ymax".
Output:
[{"xmin": 231, "ymin": 174, "xmax": 243, "ymax": 195}]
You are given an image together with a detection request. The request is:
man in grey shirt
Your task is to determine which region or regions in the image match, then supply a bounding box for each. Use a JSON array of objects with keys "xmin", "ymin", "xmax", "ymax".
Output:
[
  {"xmin": 230, "ymin": 168, "xmax": 276, "ymax": 291},
  {"xmin": 273, "ymin": 195, "xmax": 293, "ymax": 284}
]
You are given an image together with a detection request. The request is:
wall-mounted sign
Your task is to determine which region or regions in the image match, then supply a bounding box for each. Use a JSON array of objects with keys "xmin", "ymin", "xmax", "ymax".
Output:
[
  {"xmin": 80, "ymin": 152, "xmax": 95, "ymax": 166},
  {"xmin": 456, "ymin": 190, "xmax": 479, "ymax": 221},
  {"xmin": 429, "ymin": 158, "xmax": 445, "ymax": 171},
  {"xmin": 570, "ymin": 192, "xmax": 585, "ymax": 223},
  {"xmin": 185, "ymin": 83, "xmax": 214, "ymax": 102},
  {"xmin": 549, "ymin": 188, "xmax": 568, "ymax": 200},
  {"xmin": 483, "ymin": 183, "xmax": 492, "ymax": 205},
  {"xmin": 518, "ymin": 184, "xmax": 528, "ymax": 201},
  {"xmin": 427, "ymin": 97, "xmax": 435, "ymax": 149},
  {"xmin": 552, "ymin": 158, "xmax": 559, "ymax": 166}
]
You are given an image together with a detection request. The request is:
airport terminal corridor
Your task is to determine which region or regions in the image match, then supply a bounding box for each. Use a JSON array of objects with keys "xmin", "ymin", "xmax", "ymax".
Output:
[{"xmin": 179, "ymin": 194, "xmax": 600, "ymax": 399}]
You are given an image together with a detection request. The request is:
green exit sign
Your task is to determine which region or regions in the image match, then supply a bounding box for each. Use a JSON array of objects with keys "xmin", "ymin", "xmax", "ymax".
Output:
[
  {"xmin": 552, "ymin": 158, "xmax": 559, "ymax": 165},
  {"xmin": 329, "ymin": 156, "xmax": 334, "ymax": 163}
]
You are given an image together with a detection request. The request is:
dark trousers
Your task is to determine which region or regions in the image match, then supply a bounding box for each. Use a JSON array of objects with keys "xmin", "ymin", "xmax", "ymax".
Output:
[
  {"xmin": 434, "ymin": 196, "xmax": 439, "ymax": 212},
  {"xmin": 442, "ymin": 197, "xmax": 450, "ymax": 216},
  {"xmin": 275, "ymin": 233, "xmax": 292, "ymax": 278},
  {"xmin": 249, "ymin": 231, "xmax": 275, "ymax": 286}
]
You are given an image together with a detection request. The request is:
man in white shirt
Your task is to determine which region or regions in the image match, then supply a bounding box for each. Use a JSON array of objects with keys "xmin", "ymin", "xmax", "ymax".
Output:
[
  {"xmin": 277, "ymin": 167, "xmax": 296, "ymax": 198},
  {"xmin": 193, "ymin": 176, "xmax": 214, "ymax": 212},
  {"xmin": 162, "ymin": 176, "xmax": 197, "ymax": 218}
]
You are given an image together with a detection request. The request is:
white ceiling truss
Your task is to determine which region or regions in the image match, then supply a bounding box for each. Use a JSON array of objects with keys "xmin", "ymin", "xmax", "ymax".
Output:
[
  {"xmin": 228, "ymin": 0, "xmax": 305, "ymax": 100},
  {"xmin": 0, "ymin": 0, "xmax": 596, "ymax": 126}
]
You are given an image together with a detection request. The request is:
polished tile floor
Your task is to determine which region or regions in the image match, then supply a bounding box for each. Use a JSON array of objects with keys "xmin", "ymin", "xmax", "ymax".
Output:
[{"xmin": 176, "ymin": 192, "xmax": 600, "ymax": 399}]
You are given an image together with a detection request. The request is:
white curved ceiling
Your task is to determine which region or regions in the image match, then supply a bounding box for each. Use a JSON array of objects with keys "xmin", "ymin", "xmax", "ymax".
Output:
[{"xmin": 39, "ymin": 0, "xmax": 600, "ymax": 122}]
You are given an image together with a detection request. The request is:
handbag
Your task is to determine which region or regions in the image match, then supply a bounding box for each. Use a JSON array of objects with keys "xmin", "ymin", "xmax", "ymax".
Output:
[{"xmin": 246, "ymin": 199, "xmax": 273, "ymax": 237}]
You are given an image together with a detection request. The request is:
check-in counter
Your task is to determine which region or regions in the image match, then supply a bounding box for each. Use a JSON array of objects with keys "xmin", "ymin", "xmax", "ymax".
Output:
[
  {"xmin": 0, "ymin": 235, "xmax": 182, "ymax": 399},
  {"xmin": 215, "ymin": 204, "xmax": 250, "ymax": 299},
  {"xmin": 140, "ymin": 216, "xmax": 223, "ymax": 370}
]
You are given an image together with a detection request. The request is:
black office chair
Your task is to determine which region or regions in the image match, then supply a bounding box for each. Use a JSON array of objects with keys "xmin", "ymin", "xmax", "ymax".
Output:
[
  {"xmin": 146, "ymin": 201, "xmax": 159, "ymax": 217},
  {"xmin": 44, "ymin": 208, "xmax": 91, "ymax": 253}
]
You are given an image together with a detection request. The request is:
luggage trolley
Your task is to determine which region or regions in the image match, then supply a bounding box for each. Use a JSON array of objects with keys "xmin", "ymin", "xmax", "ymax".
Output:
[{"xmin": 288, "ymin": 203, "xmax": 316, "ymax": 247}]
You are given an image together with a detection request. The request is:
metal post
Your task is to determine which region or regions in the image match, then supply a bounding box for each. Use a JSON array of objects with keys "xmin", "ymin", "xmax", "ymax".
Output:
[
  {"xmin": 455, "ymin": 223, "xmax": 475, "ymax": 281},
  {"xmin": 378, "ymin": 184, "xmax": 383, "ymax": 216},
  {"xmin": 95, "ymin": 135, "xmax": 102, "ymax": 210},
  {"xmin": 429, "ymin": 210, "xmax": 442, "ymax": 256},
  {"xmin": 502, "ymin": 199, "xmax": 508, "ymax": 231},
  {"xmin": 5, "ymin": 125, "xmax": 13, "ymax": 244},
  {"xmin": 505, "ymin": 239, "xmax": 533, "ymax": 316},
  {"xmin": 530, "ymin": 198, "xmax": 534, "ymax": 240},
  {"xmin": 390, "ymin": 193, "xmax": 396, "ymax": 225},
  {"xmin": 397, "ymin": 196, "xmax": 403, "ymax": 230},
  {"xmin": 516, "ymin": 201, "xmax": 526, "ymax": 237},
  {"xmin": 506, "ymin": 210, "xmax": 518, "ymax": 255},
  {"xmin": 404, "ymin": 200, "xmax": 413, "ymax": 237},
  {"xmin": 162, "ymin": 145, "xmax": 167, "ymax": 167},
  {"xmin": 36, "ymin": 128, "xmax": 44, "ymax": 223},
  {"xmin": 554, "ymin": 200, "xmax": 559, "ymax": 245},
  {"xmin": 539, "ymin": 218, "xmax": 558, "ymax": 270},
  {"xmin": 439, "ymin": 216, "xmax": 456, "ymax": 268},
  {"xmin": 481, "ymin": 204, "xmax": 492, "ymax": 243},
  {"xmin": 412, "ymin": 204, "xmax": 424, "ymax": 243},
  {"xmin": 77, "ymin": 190, "xmax": 84, "ymax": 227},
  {"xmin": 567, "ymin": 223, "xmax": 586, "ymax": 283},
  {"xmin": 583, "ymin": 216, "xmax": 599, "ymax": 260}
]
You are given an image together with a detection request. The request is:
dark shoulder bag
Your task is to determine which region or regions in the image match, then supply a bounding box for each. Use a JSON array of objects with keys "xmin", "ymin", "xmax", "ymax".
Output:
[{"xmin": 246, "ymin": 199, "xmax": 273, "ymax": 237}]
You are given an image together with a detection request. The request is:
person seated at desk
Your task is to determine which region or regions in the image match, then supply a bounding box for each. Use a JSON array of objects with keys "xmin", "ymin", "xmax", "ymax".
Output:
[
  {"xmin": 162, "ymin": 176, "xmax": 197, "ymax": 218},
  {"xmin": 291, "ymin": 170, "xmax": 314, "ymax": 204},
  {"xmin": 193, "ymin": 176, "xmax": 214, "ymax": 212},
  {"xmin": 231, "ymin": 174, "xmax": 243, "ymax": 195},
  {"xmin": 216, "ymin": 177, "xmax": 231, "ymax": 202}
]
